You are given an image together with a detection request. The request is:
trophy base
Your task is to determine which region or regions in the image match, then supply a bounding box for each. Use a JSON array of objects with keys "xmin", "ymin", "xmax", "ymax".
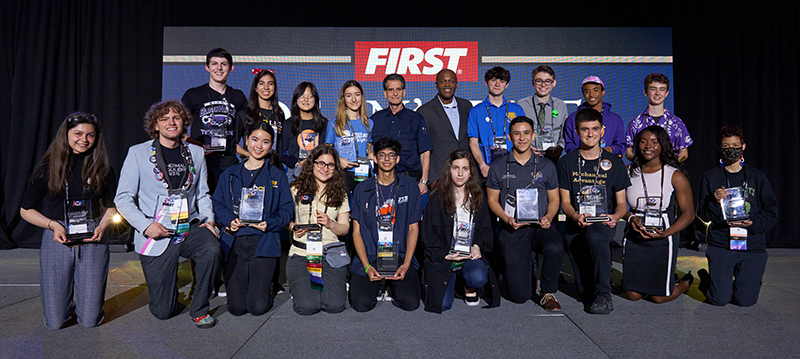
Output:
[
  {"xmin": 65, "ymin": 233, "xmax": 92, "ymax": 242},
  {"xmin": 586, "ymin": 216, "xmax": 611, "ymax": 223},
  {"xmin": 448, "ymin": 249, "xmax": 471, "ymax": 256},
  {"xmin": 725, "ymin": 216, "xmax": 749, "ymax": 224},
  {"xmin": 239, "ymin": 219, "xmax": 263, "ymax": 224},
  {"xmin": 516, "ymin": 218, "xmax": 540, "ymax": 224},
  {"xmin": 294, "ymin": 224, "xmax": 322, "ymax": 231}
]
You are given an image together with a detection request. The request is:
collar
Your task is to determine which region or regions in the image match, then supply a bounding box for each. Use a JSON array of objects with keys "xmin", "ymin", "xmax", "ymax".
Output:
[
  {"xmin": 642, "ymin": 107, "xmax": 673, "ymax": 119},
  {"xmin": 533, "ymin": 95, "xmax": 553, "ymax": 108},
  {"xmin": 506, "ymin": 151, "xmax": 537, "ymax": 166},
  {"xmin": 482, "ymin": 96, "xmax": 508, "ymax": 108},
  {"xmin": 438, "ymin": 95, "xmax": 458, "ymax": 109}
]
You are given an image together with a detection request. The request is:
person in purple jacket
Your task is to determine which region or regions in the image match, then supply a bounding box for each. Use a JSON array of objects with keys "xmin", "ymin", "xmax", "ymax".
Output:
[{"xmin": 563, "ymin": 76, "xmax": 626, "ymax": 157}]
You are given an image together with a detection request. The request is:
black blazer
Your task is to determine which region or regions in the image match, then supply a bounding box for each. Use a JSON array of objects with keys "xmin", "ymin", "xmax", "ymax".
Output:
[
  {"xmin": 420, "ymin": 190, "xmax": 499, "ymax": 313},
  {"xmin": 416, "ymin": 96, "xmax": 473, "ymax": 184}
]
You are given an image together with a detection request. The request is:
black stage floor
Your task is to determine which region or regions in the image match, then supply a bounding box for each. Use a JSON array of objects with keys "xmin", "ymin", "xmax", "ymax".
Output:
[{"xmin": 1, "ymin": 246, "xmax": 798, "ymax": 359}]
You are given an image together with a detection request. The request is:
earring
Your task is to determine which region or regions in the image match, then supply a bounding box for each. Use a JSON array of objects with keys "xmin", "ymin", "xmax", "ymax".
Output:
[
  {"xmin": 719, "ymin": 159, "xmax": 725, "ymax": 167},
  {"xmin": 345, "ymin": 109, "xmax": 349, "ymax": 115},
  {"xmin": 739, "ymin": 156, "xmax": 745, "ymax": 166}
]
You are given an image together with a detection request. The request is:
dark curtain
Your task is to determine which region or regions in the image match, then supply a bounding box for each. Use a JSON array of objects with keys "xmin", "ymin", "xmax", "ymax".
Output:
[{"xmin": 2, "ymin": 1, "xmax": 798, "ymax": 248}]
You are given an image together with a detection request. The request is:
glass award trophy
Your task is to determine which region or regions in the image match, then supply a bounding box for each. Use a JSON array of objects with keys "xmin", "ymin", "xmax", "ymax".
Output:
[
  {"xmin": 721, "ymin": 187, "xmax": 749, "ymax": 223},
  {"xmin": 515, "ymin": 188, "xmax": 540, "ymax": 224},
  {"xmin": 207, "ymin": 125, "xmax": 227, "ymax": 152},
  {"xmin": 579, "ymin": 185, "xmax": 610, "ymax": 223},
  {"xmin": 294, "ymin": 195, "xmax": 321, "ymax": 231},
  {"xmin": 376, "ymin": 221, "xmax": 398, "ymax": 276},
  {"xmin": 449, "ymin": 221, "xmax": 474, "ymax": 256},
  {"xmin": 64, "ymin": 199, "xmax": 94, "ymax": 242},
  {"xmin": 239, "ymin": 187, "xmax": 265, "ymax": 224},
  {"xmin": 539, "ymin": 127, "xmax": 556, "ymax": 151},
  {"xmin": 154, "ymin": 195, "xmax": 179, "ymax": 236},
  {"xmin": 637, "ymin": 196, "xmax": 665, "ymax": 231},
  {"xmin": 491, "ymin": 136, "xmax": 507, "ymax": 161}
]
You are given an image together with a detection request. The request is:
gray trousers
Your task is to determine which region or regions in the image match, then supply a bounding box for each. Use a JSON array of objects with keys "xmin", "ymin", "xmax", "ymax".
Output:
[
  {"xmin": 286, "ymin": 254, "xmax": 348, "ymax": 315},
  {"xmin": 40, "ymin": 228, "xmax": 109, "ymax": 330},
  {"xmin": 139, "ymin": 225, "xmax": 221, "ymax": 319}
]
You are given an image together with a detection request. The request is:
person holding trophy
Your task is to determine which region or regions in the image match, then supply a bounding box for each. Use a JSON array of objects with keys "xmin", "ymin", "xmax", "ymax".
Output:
[
  {"xmin": 487, "ymin": 116, "xmax": 564, "ymax": 311},
  {"xmin": 21, "ymin": 112, "xmax": 117, "ymax": 329},
  {"xmin": 212, "ymin": 121, "xmax": 293, "ymax": 316},
  {"xmin": 421, "ymin": 149, "xmax": 496, "ymax": 312},
  {"xmin": 286, "ymin": 146, "xmax": 351, "ymax": 315},
  {"xmin": 622, "ymin": 125, "xmax": 695, "ymax": 303},
  {"xmin": 697, "ymin": 126, "xmax": 778, "ymax": 306}
]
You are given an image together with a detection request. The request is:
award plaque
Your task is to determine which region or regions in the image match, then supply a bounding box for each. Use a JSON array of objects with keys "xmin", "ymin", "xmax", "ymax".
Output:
[
  {"xmin": 239, "ymin": 187, "xmax": 265, "ymax": 224},
  {"xmin": 376, "ymin": 221, "xmax": 398, "ymax": 276},
  {"xmin": 721, "ymin": 187, "xmax": 749, "ymax": 223},
  {"xmin": 154, "ymin": 195, "xmax": 179, "ymax": 236},
  {"xmin": 637, "ymin": 196, "xmax": 665, "ymax": 230},
  {"xmin": 539, "ymin": 127, "xmax": 556, "ymax": 151},
  {"xmin": 207, "ymin": 125, "xmax": 227, "ymax": 152},
  {"xmin": 579, "ymin": 185, "xmax": 610, "ymax": 223},
  {"xmin": 490, "ymin": 136, "xmax": 508, "ymax": 160},
  {"xmin": 449, "ymin": 221, "xmax": 474, "ymax": 256},
  {"xmin": 515, "ymin": 188, "xmax": 540, "ymax": 224},
  {"xmin": 64, "ymin": 198, "xmax": 94, "ymax": 241}
]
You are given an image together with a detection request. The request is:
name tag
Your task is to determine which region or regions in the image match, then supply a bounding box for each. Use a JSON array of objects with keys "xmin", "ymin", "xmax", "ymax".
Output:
[
  {"xmin": 307, "ymin": 230, "xmax": 323, "ymax": 255},
  {"xmin": 504, "ymin": 194, "xmax": 516, "ymax": 219},
  {"xmin": 729, "ymin": 227, "xmax": 747, "ymax": 250}
]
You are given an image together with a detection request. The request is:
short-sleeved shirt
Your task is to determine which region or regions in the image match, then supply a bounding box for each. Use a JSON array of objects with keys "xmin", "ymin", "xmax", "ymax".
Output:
[
  {"xmin": 557, "ymin": 149, "xmax": 631, "ymax": 214},
  {"xmin": 280, "ymin": 116, "xmax": 327, "ymax": 167},
  {"xmin": 487, "ymin": 152, "xmax": 557, "ymax": 218},
  {"xmin": 625, "ymin": 108, "xmax": 693, "ymax": 151},
  {"xmin": 350, "ymin": 174, "xmax": 422, "ymax": 275},
  {"xmin": 466, "ymin": 96, "xmax": 525, "ymax": 165},
  {"xmin": 181, "ymin": 83, "xmax": 248, "ymax": 167},
  {"xmin": 289, "ymin": 187, "xmax": 350, "ymax": 257},
  {"xmin": 325, "ymin": 118, "xmax": 373, "ymax": 171},
  {"xmin": 370, "ymin": 107, "xmax": 433, "ymax": 173}
]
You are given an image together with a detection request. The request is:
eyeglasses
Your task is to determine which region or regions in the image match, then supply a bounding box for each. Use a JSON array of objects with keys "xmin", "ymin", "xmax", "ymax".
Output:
[
  {"xmin": 534, "ymin": 79, "xmax": 554, "ymax": 86},
  {"xmin": 376, "ymin": 153, "xmax": 398, "ymax": 160},
  {"xmin": 298, "ymin": 96, "xmax": 315, "ymax": 103},
  {"xmin": 314, "ymin": 161, "xmax": 336, "ymax": 170}
]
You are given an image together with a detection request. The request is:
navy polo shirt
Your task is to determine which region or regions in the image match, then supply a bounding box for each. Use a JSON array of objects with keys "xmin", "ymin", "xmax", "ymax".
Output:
[
  {"xmin": 350, "ymin": 174, "xmax": 422, "ymax": 276},
  {"xmin": 370, "ymin": 107, "xmax": 433, "ymax": 173},
  {"xmin": 487, "ymin": 152, "xmax": 557, "ymax": 218}
]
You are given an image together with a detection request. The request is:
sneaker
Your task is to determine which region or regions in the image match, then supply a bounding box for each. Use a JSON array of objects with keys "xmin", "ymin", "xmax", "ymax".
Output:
[
  {"xmin": 465, "ymin": 293, "xmax": 480, "ymax": 307},
  {"xmin": 193, "ymin": 314, "xmax": 217, "ymax": 329},
  {"xmin": 539, "ymin": 293, "xmax": 562, "ymax": 312},
  {"xmin": 588, "ymin": 293, "xmax": 613, "ymax": 314}
]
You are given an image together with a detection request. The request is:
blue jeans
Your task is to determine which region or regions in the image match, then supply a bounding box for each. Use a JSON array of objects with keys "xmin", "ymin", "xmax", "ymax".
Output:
[{"xmin": 441, "ymin": 259, "xmax": 488, "ymax": 311}]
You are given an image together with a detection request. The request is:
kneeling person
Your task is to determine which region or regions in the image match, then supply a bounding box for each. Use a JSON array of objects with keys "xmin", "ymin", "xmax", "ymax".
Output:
[
  {"xmin": 487, "ymin": 116, "xmax": 564, "ymax": 310},
  {"xmin": 349, "ymin": 137, "xmax": 422, "ymax": 312}
]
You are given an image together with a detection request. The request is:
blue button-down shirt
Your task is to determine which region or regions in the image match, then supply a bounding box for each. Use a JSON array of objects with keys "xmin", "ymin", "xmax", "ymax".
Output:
[{"xmin": 371, "ymin": 107, "xmax": 433, "ymax": 173}]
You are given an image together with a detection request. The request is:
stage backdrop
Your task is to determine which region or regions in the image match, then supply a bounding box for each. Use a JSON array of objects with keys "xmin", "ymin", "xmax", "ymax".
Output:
[{"xmin": 162, "ymin": 27, "xmax": 672, "ymax": 131}]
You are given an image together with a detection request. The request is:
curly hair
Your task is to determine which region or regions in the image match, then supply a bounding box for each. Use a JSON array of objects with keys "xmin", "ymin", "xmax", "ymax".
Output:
[
  {"xmin": 629, "ymin": 125, "xmax": 685, "ymax": 177},
  {"xmin": 290, "ymin": 145, "xmax": 347, "ymax": 209},
  {"xmin": 144, "ymin": 100, "xmax": 192, "ymax": 139},
  {"xmin": 437, "ymin": 149, "xmax": 483, "ymax": 215}
]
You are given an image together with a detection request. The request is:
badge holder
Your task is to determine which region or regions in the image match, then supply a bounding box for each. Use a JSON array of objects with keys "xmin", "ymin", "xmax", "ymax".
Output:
[
  {"xmin": 579, "ymin": 185, "xmax": 610, "ymax": 223},
  {"xmin": 503, "ymin": 193, "xmax": 516, "ymax": 219},
  {"xmin": 354, "ymin": 157, "xmax": 370, "ymax": 182},
  {"xmin": 239, "ymin": 187, "xmax": 265, "ymax": 224},
  {"xmin": 64, "ymin": 198, "xmax": 95, "ymax": 242},
  {"xmin": 491, "ymin": 136, "xmax": 507, "ymax": 161},
  {"xmin": 450, "ymin": 221, "xmax": 474, "ymax": 256},
  {"xmin": 721, "ymin": 187, "xmax": 749, "ymax": 223},
  {"xmin": 307, "ymin": 230, "xmax": 324, "ymax": 255},
  {"xmin": 729, "ymin": 227, "xmax": 748, "ymax": 250},
  {"xmin": 515, "ymin": 188, "xmax": 540, "ymax": 224},
  {"xmin": 207, "ymin": 127, "xmax": 227, "ymax": 152},
  {"xmin": 539, "ymin": 127, "xmax": 555, "ymax": 151},
  {"xmin": 376, "ymin": 221, "xmax": 398, "ymax": 276}
]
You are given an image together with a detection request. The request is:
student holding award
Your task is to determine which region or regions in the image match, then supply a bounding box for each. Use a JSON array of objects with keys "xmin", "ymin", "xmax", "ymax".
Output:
[
  {"xmin": 487, "ymin": 116, "xmax": 563, "ymax": 311},
  {"xmin": 286, "ymin": 146, "xmax": 351, "ymax": 315},
  {"xmin": 697, "ymin": 126, "xmax": 778, "ymax": 306},
  {"xmin": 421, "ymin": 149, "xmax": 497, "ymax": 312},
  {"xmin": 20, "ymin": 113, "xmax": 117, "ymax": 330},
  {"xmin": 557, "ymin": 108, "xmax": 630, "ymax": 314},
  {"xmin": 325, "ymin": 80, "xmax": 373, "ymax": 192},
  {"xmin": 349, "ymin": 137, "xmax": 423, "ymax": 312},
  {"xmin": 212, "ymin": 121, "xmax": 293, "ymax": 316},
  {"xmin": 622, "ymin": 125, "xmax": 695, "ymax": 303}
]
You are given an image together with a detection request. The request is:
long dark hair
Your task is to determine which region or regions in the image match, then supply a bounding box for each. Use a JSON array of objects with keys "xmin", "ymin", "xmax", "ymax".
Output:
[
  {"xmin": 289, "ymin": 82, "xmax": 327, "ymax": 135},
  {"xmin": 246, "ymin": 70, "xmax": 285, "ymax": 126},
  {"xmin": 629, "ymin": 125, "xmax": 685, "ymax": 177},
  {"xmin": 437, "ymin": 149, "xmax": 483, "ymax": 215},
  {"xmin": 244, "ymin": 118, "xmax": 283, "ymax": 170},
  {"xmin": 33, "ymin": 112, "xmax": 110, "ymax": 195},
  {"xmin": 290, "ymin": 145, "xmax": 347, "ymax": 208}
]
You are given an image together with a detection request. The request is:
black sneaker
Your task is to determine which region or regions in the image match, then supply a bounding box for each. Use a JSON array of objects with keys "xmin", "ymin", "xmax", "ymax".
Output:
[
  {"xmin": 588, "ymin": 293, "xmax": 613, "ymax": 314},
  {"xmin": 465, "ymin": 294, "xmax": 480, "ymax": 307}
]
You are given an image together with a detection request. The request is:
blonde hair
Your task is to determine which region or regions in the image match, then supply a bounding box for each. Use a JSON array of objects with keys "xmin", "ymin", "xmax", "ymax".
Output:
[{"xmin": 334, "ymin": 80, "xmax": 370, "ymax": 137}]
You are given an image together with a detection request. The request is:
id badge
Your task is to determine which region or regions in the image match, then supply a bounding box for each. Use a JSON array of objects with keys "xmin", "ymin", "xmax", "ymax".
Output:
[
  {"xmin": 307, "ymin": 230, "xmax": 323, "ymax": 255},
  {"xmin": 168, "ymin": 189, "xmax": 189, "ymax": 243},
  {"xmin": 729, "ymin": 227, "xmax": 748, "ymax": 250},
  {"xmin": 540, "ymin": 127, "xmax": 555, "ymax": 150},
  {"xmin": 354, "ymin": 157, "xmax": 370, "ymax": 181},
  {"xmin": 504, "ymin": 194, "xmax": 516, "ymax": 219},
  {"xmin": 378, "ymin": 221, "xmax": 394, "ymax": 257},
  {"xmin": 491, "ymin": 136, "xmax": 508, "ymax": 160}
]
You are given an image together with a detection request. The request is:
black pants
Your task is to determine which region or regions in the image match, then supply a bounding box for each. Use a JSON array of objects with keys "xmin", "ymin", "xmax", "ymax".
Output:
[
  {"xmin": 500, "ymin": 226, "xmax": 563, "ymax": 303},
  {"xmin": 139, "ymin": 225, "xmax": 221, "ymax": 319},
  {"xmin": 704, "ymin": 246, "xmax": 768, "ymax": 307},
  {"xmin": 349, "ymin": 260, "xmax": 421, "ymax": 312},
  {"xmin": 564, "ymin": 223, "xmax": 615, "ymax": 298},
  {"xmin": 224, "ymin": 234, "xmax": 276, "ymax": 316}
]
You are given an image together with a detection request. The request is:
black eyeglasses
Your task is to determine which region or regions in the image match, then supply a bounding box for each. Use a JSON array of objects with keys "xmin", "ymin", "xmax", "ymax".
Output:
[
  {"xmin": 314, "ymin": 161, "xmax": 336, "ymax": 170},
  {"xmin": 376, "ymin": 153, "xmax": 398, "ymax": 160},
  {"xmin": 534, "ymin": 79, "xmax": 554, "ymax": 86}
]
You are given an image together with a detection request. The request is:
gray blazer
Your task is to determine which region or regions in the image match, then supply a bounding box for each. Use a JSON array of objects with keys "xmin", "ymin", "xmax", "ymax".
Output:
[
  {"xmin": 416, "ymin": 95, "xmax": 473, "ymax": 183},
  {"xmin": 114, "ymin": 139, "xmax": 214, "ymax": 257}
]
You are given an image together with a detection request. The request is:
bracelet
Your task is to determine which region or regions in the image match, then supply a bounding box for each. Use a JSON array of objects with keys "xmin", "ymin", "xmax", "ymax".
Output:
[
  {"xmin": 47, "ymin": 220, "xmax": 53, "ymax": 230},
  {"xmin": 364, "ymin": 264, "xmax": 372, "ymax": 274}
]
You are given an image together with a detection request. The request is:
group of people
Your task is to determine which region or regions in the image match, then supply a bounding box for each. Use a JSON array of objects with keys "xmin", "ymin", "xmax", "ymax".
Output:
[{"xmin": 21, "ymin": 48, "xmax": 778, "ymax": 330}]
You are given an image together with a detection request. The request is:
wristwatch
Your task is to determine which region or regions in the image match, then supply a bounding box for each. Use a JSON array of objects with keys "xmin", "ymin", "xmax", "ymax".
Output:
[{"xmin": 419, "ymin": 179, "xmax": 428, "ymax": 185}]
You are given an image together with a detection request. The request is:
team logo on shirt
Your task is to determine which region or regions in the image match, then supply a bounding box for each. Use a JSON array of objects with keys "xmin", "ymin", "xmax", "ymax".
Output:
[
  {"xmin": 73, "ymin": 200, "xmax": 83, "ymax": 206},
  {"xmin": 398, "ymin": 196, "xmax": 409, "ymax": 204},
  {"xmin": 272, "ymin": 180, "xmax": 278, "ymax": 188},
  {"xmin": 534, "ymin": 172, "xmax": 543, "ymax": 181},
  {"xmin": 600, "ymin": 159, "xmax": 612, "ymax": 171}
]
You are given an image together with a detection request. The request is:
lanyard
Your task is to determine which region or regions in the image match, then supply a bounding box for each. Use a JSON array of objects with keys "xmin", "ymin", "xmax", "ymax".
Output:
[
  {"xmin": 724, "ymin": 165, "xmax": 748, "ymax": 190},
  {"xmin": 375, "ymin": 176, "xmax": 397, "ymax": 220},
  {"xmin": 307, "ymin": 195, "xmax": 329, "ymax": 226},
  {"xmin": 484, "ymin": 101, "xmax": 509, "ymax": 138},
  {"xmin": 640, "ymin": 166, "xmax": 665, "ymax": 208},
  {"xmin": 346, "ymin": 119, "xmax": 360, "ymax": 158},
  {"xmin": 505, "ymin": 155, "xmax": 539, "ymax": 194},
  {"xmin": 577, "ymin": 153, "xmax": 601, "ymax": 190}
]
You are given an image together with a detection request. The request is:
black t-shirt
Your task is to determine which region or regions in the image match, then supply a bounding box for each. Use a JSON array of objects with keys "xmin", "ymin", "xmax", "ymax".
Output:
[
  {"xmin": 238, "ymin": 108, "xmax": 286, "ymax": 155},
  {"xmin": 161, "ymin": 143, "xmax": 186, "ymax": 189},
  {"xmin": 557, "ymin": 149, "xmax": 631, "ymax": 214},
  {"xmin": 21, "ymin": 153, "xmax": 117, "ymax": 220},
  {"xmin": 181, "ymin": 83, "xmax": 247, "ymax": 166},
  {"xmin": 279, "ymin": 116, "xmax": 328, "ymax": 167}
]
